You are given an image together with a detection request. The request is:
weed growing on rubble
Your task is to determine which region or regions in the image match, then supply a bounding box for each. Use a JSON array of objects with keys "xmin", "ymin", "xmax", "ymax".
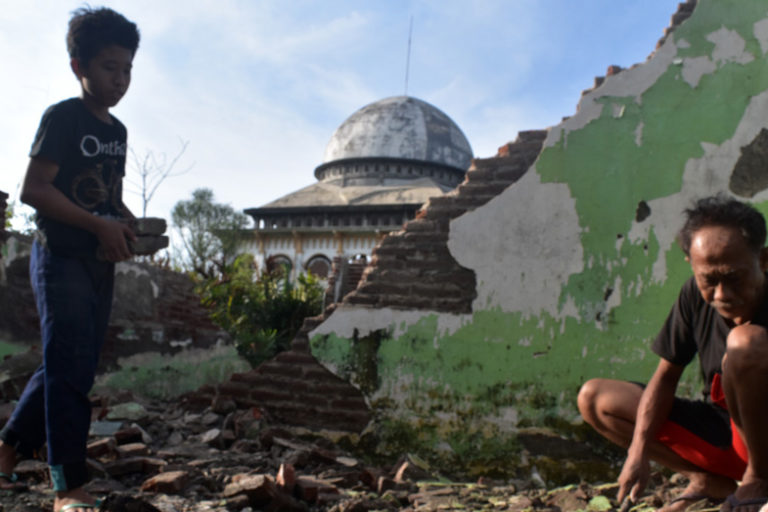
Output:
[{"xmin": 197, "ymin": 254, "xmax": 323, "ymax": 368}]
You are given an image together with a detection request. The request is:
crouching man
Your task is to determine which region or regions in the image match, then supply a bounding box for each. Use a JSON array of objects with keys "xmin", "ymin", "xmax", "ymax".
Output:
[{"xmin": 578, "ymin": 195, "xmax": 768, "ymax": 512}]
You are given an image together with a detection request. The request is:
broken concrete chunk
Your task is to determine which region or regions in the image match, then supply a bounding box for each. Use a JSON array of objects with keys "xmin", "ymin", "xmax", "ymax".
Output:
[
  {"xmin": 106, "ymin": 402, "xmax": 148, "ymax": 422},
  {"xmin": 394, "ymin": 460, "xmax": 433, "ymax": 483},
  {"xmin": 87, "ymin": 437, "xmax": 117, "ymax": 458},
  {"xmin": 295, "ymin": 475, "xmax": 339, "ymax": 503},
  {"xmin": 276, "ymin": 463, "xmax": 296, "ymax": 493},
  {"xmin": 140, "ymin": 470, "xmax": 190, "ymax": 494},
  {"xmin": 128, "ymin": 217, "xmax": 167, "ymax": 236},
  {"xmin": 128, "ymin": 235, "xmax": 170, "ymax": 256},
  {"xmin": 221, "ymin": 474, "xmax": 277, "ymax": 507},
  {"xmin": 116, "ymin": 442, "xmax": 149, "ymax": 458},
  {"xmin": 114, "ymin": 426, "xmax": 145, "ymax": 445},
  {"xmin": 200, "ymin": 428, "xmax": 222, "ymax": 446}
]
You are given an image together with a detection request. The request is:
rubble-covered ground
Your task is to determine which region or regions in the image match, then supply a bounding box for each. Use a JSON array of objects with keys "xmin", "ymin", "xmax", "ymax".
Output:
[{"xmin": 0, "ymin": 390, "xmax": 706, "ymax": 512}]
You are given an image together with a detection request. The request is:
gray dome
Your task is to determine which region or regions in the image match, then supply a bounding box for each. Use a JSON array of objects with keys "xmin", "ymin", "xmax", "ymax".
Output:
[{"xmin": 322, "ymin": 96, "xmax": 473, "ymax": 171}]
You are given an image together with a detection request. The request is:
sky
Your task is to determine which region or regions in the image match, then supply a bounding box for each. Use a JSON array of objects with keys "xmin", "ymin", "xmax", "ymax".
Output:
[{"xmin": 1, "ymin": 1, "xmax": 680, "ymax": 229}]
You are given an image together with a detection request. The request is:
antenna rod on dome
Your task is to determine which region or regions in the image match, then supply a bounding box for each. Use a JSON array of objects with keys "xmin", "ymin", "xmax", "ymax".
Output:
[{"xmin": 404, "ymin": 16, "xmax": 413, "ymax": 96}]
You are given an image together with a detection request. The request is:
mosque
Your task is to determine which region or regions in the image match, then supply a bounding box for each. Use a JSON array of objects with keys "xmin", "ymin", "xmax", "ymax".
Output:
[{"xmin": 243, "ymin": 95, "xmax": 473, "ymax": 282}]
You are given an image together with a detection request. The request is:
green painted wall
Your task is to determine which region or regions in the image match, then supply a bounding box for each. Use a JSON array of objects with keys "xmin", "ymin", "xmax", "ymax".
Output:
[{"xmin": 309, "ymin": 0, "xmax": 768, "ymax": 467}]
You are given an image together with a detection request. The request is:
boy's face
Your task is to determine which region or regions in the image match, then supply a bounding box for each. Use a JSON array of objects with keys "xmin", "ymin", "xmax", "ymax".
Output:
[{"xmin": 73, "ymin": 44, "xmax": 133, "ymax": 109}]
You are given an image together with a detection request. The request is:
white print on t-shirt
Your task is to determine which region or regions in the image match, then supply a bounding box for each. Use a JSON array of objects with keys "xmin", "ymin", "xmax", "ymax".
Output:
[{"xmin": 80, "ymin": 134, "xmax": 126, "ymax": 158}]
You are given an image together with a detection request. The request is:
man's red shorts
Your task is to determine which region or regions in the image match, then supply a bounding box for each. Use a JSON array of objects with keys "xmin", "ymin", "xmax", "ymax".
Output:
[{"xmin": 652, "ymin": 373, "xmax": 747, "ymax": 481}]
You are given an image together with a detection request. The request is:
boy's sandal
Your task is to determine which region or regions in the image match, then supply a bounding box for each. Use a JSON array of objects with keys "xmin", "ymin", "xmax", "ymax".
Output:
[
  {"xmin": 58, "ymin": 499, "xmax": 102, "ymax": 512},
  {"xmin": 0, "ymin": 471, "xmax": 27, "ymax": 491}
]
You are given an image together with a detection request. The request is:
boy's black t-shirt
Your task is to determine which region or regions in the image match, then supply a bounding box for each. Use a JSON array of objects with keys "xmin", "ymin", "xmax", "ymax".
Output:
[
  {"xmin": 29, "ymin": 98, "xmax": 128, "ymax": 257},
  {"xmin": 652, "ymin": 276, "xmax": 768, "ymax": 400}
]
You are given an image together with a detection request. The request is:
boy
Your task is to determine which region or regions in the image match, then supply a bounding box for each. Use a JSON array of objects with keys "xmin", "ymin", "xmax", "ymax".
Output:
[{"xmin": 0, "ymin": 7, "xmax": 140, "ymax": 512}]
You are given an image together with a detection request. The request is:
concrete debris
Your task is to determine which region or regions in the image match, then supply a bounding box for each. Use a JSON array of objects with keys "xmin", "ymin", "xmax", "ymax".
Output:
[{"xmin": 0, "ymin": 390, "xmax": 691, "ymax": 511}]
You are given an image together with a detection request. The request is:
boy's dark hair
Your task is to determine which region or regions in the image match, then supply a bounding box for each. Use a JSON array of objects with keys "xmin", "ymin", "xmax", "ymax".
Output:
[
  {"xmin": 67, "ymin": 6, "xmax": 140, "ymax": 66},
  {"xmin": 679, "ymin": 194, "xmax": 766, "ymax": 256}
]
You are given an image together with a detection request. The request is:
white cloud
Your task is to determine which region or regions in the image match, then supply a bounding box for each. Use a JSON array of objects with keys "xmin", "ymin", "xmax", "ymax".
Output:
[{"xmin": 1, "ymin": 0, "xmax": 679, "ymax": 228}]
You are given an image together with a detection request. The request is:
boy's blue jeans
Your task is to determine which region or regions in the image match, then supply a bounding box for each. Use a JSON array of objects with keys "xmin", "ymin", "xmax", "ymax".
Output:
[{"xmin": 0, "ymin": 240, "xmax": 113, "ymax": 491}]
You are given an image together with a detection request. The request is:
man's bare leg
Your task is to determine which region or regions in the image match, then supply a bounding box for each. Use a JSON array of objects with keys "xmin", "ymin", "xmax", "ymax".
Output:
[
  {"xmin": 720, "ymin": 325, "xmax": 768, "ymax": 508},
  {"xmin": 578, "ymin": 379, "xmax": 736, "ymax": 511}
]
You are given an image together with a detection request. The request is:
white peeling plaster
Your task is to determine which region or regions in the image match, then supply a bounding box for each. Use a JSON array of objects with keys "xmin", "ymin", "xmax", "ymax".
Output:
[
  {"xmin": 546, "ymin": 35, "xmax": 678, "ymax": 148},
  {"xmin": 708, "ymin": 27, "xmax": 753, "ymax": 65},
  {"xmin": 605, "ymin": 275, "xmax": 623, "ymax": 313},
  {"xmin": 681, "ymin": 27, "xmax": 754, "ymax": 88},
  {"xmin": 310, "ymin": 306, "xmax": 472, "ymax": 347},
  {"xmin": 634, "ymin": 122, "xmax": 644, "ymax": 147},
  {"xmin": 628, "ymin": 89, "xmax": 768, "ymax": 283},
  {"xmin": 170, "ymin": 338, "xmax": 193, "ymax": 348},
  {"xmin": 682, "ymin": 56, "xmax": 717, "ymax": 87},
  {"xmin": 755, "ymin": 19, "xmax": 768, "ymax": 54},
  {"xmin": 448, "ymin": 170, "xmax": 583, "ymax": 319}
]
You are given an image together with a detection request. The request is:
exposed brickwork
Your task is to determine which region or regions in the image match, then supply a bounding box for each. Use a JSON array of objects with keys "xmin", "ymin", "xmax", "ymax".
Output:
[
  {"xmin": 209, "ymin": 349, "xmax": 371, "ymax": 433},
  {"xmin": 324, "ymin": 256, "xmax": 368, "ymax": 307},
  {"xmin": 340, "ymin": 130, "xmax": 547, "ymax": 314}
]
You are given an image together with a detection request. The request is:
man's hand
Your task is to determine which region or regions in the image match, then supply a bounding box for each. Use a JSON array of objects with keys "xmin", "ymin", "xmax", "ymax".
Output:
[
  {"xmin": 96, "ymin": 217, "xmax": 136, "ymax": 262},
  {"xmin": 617, "ymin": 448, "xmax": 651, "ymax": 504}
]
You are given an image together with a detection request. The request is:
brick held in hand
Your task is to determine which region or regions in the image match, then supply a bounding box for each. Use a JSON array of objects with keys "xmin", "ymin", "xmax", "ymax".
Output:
[
  {"xmin": 125, "ymin": 217, "xmax": 167, "ymax": 236},
  {"xmin": 128, "ymin": 235, "xmax": 169, "ymax": 255}
]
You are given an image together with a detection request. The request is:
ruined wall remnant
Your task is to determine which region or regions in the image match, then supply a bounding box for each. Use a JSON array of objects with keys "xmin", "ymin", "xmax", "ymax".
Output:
[
  {"xmin": 298, "ymin": 0, "xmax": 768, "ymax": 444},
  {"xmin": 346, "ymin": 130, "xmax": 546, "ymax": 314},
  {"xmin": 0, "ymin": 240, "xmax": 225, "ymax": 369}
]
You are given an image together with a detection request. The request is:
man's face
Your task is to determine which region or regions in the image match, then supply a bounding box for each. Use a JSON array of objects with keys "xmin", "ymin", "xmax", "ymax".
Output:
[
  {"xmin": 74, "ymin": 44, "xmax": 133, "ymax": 109},
  {"xmin": 688, "ymin": 224, "xmax": 767, "ymax": 325}
]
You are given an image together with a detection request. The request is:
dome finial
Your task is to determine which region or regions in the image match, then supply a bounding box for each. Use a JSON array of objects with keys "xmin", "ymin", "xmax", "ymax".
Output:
[{"xmin": 404, "ymin": 16, "xmax": 413, "ymax": 96}]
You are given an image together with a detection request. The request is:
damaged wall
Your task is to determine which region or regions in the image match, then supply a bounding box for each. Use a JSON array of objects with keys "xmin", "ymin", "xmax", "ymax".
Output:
[
  {"xmin": 0, "ymin": 234, "xmax": 225, "ymax": 369},
  {"xmin": 305, "ymin": 0, "xmax": 768, "ymax": 440}
]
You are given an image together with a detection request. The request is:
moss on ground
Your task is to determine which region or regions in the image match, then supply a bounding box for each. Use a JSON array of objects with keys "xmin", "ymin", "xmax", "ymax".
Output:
[{"xmin": 94, "ymin": 345, "xmax": 249, "ymax": 400}]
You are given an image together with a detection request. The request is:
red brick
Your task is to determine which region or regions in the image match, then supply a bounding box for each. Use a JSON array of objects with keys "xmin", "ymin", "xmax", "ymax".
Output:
[
  {"xmin": 140, "ymin": 470, "xmax": 189, "ymax": 493},
  {"xmin": 329, "ymin": 398, "xmax": 369, "ymax": 410},
  {"xmin": 273, "ymin": 351, "xmax": 317, "ymax": 364},
  {"xmin": 219, "ymin": 381, "xmax": 251, "ymax": 397},
  {"xmin": 256, "ymin": 363, "xmax": 302, "ymax": 378},
  {"xmin": 248, "ymin": 389, "xmax": 293, "ymax": 402}
]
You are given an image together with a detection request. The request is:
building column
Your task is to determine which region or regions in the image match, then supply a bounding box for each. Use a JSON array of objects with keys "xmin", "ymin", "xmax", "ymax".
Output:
[
  {"xmin": 333, "ymin": 231, "xmax": 345, "ymax": 258},
  {"xmin": 292, "ymin": 230, "xmax": 304, "ymax": 280}
]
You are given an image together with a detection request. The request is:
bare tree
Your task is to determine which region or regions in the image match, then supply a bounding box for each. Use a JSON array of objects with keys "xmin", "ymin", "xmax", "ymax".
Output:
[{"xmin": 126, "ymin": 138, "xmax": 193, "ymax": 217}]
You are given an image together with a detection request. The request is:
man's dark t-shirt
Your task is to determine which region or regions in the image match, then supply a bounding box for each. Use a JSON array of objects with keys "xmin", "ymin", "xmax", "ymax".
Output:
[
  {"xmin": 29, "ymin": 98, "xmax": 127, "ymax": 257},
  {"xmin": 652, "ymin": 276, "xmax": 768, "ymax": 400}
]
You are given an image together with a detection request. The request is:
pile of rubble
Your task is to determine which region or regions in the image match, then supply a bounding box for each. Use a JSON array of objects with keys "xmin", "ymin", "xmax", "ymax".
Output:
[{"xmin": 0, "ymin": 389, "xmax": 694, "ymax": 512}]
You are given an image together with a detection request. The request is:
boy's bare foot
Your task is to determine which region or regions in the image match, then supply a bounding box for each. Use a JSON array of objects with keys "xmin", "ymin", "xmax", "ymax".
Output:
[
  {"xmin": 656, "ymin": 472, "xmax": 736, "ymax": 512},
  {"xmin": 54, "ymin": 487, "xmax": 100, "ymax": 512},
  {"xmin": 0, "ymin": 441, "xmax": 25, "ymax": 491}
]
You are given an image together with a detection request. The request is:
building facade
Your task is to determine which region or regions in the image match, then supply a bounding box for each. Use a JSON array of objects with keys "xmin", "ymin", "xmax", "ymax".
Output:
[{"xmin": 243, "ymin": 95, "xmax": 473, "ymax": 282}]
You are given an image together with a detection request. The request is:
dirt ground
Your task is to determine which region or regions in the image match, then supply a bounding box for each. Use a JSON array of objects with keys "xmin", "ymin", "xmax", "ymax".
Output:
[{"xmin": 0, "ymin": 393, "xmax": 701, "ymax": 512}]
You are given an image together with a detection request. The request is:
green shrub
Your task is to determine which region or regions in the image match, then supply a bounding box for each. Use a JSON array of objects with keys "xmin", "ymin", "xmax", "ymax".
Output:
[{"xmin": 197, "ymin": 254, "xmax": 324, "ymax": 368}]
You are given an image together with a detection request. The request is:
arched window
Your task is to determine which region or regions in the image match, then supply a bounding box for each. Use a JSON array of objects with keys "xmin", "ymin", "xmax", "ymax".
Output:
[
  {"xmin": 266, "ymin": 254, "xmax": 292, "ymax": 276},
  {"xmin": 305, "ymin": 254, "xmax": 332, "ymax": 279}
]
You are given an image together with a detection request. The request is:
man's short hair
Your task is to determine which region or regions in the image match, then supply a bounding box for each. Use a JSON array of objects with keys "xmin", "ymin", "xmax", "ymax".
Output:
[
  {"xmin": 67, "ymin": 7, "xmax": 140, "ymax": 67},
  {"xmin": 679, "ymin": 195, "xmax": 767, "ymax": 256}
]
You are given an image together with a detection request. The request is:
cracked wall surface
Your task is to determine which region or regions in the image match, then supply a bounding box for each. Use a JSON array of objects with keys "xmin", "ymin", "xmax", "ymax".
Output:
[{"xmin": 308, "ymin": 0, "xmax": 768, "ymax": 435}]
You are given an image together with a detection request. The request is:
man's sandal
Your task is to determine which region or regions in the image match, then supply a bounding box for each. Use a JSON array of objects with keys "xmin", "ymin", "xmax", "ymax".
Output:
[
  {"xmin": 58, "ymin": 499, "xmax": 102, "ymax": 512},
  {"xmin": 0, "ymin": 471, "xmax": 27, "ymax": 491}
]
